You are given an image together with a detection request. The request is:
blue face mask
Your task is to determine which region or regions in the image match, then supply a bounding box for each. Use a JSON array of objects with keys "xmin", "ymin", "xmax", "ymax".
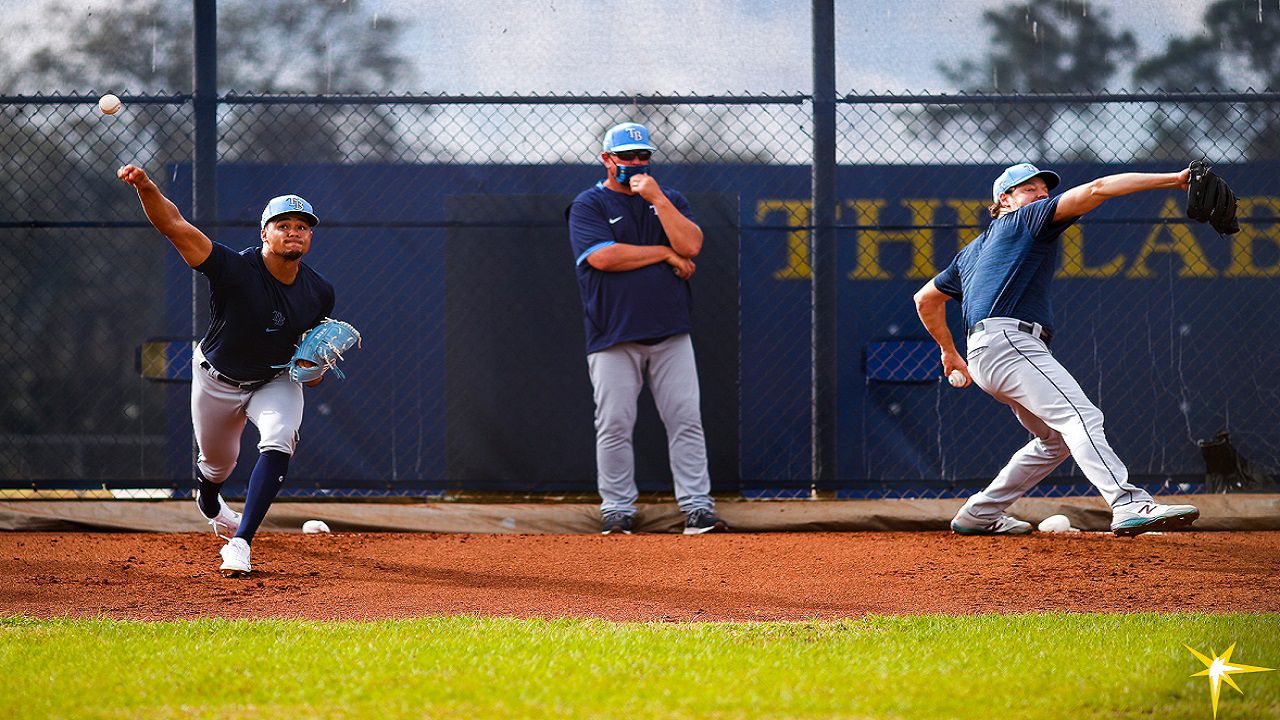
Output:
[{"xmin": 614, "ymin": 163, "xmax": 649, "ymax": 187}]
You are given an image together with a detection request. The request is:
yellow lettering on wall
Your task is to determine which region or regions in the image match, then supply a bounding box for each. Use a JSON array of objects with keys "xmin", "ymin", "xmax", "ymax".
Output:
[
  {"xmin": 942, "ymin": 199, "xmax": 988, "ymax": 248},
  {"xmin": 1058, "ymin": 225, "xmax": 1125, "ymax": 278},
  {"xmin": 847, "ymin": 199, "xmax": 938, "ymax": 280},
  {"xmin": 1126, "ymin": 198, "xmax": 1217, "ymax": 278},
  {"xmin": 757, "ymin": 199, "xmax": 813, "ymax": 280},
  {"xmin": 1225, "ymin": 197, "xmax": 1280, "ymax": 277}
]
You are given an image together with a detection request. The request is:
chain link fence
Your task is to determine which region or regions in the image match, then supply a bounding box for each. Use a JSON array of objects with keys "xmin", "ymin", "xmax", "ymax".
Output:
[
  {"xmin": 2, "ymin": 91, "xmax": 1277, "ymax": 500},
  {"xmin": 834, "ymin": 92, "xmax": 1280, "ymax": 499}
]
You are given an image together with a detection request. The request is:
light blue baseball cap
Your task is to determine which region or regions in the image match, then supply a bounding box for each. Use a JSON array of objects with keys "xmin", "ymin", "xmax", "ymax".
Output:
[
  {"xmin": 260, "ymin": 194, "xmax": 319, "ymax": 229},
  {"xmin": 992, "ymin": 163, "xmax": 1060, "ymax": 203},
  {"xmin": 602, "ymin": 122, "xmax": 657, "ymax": 153}
]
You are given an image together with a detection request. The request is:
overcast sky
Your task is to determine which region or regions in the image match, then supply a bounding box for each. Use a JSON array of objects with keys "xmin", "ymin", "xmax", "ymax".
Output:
[
  {"xmin": 380, "ymin": 0, "xmax": 1214, "ymax": 93},
  {"xmin": 0, "ymin": 1, "xmax": 1236, "ymax": 93}
]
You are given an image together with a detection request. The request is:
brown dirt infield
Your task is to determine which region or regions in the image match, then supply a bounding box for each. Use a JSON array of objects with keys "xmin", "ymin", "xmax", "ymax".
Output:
[{"xmin": 3, "ymin": 531, "xmax": 1278, "ymax": 621}]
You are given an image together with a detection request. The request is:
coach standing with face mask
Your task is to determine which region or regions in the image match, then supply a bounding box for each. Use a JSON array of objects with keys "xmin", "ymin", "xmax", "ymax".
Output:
[{"xmin": 565, "ymin": 122, "xmax": 728, "ymax": 536}]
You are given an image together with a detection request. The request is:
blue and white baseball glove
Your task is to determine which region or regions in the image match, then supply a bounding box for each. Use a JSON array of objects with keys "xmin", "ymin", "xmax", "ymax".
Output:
[{"xmin": 279, "ymin": 318, "xmax": 362, "ymax": 384}]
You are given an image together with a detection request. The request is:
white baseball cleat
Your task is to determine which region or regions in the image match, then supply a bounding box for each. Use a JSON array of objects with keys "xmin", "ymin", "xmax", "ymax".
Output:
[
  {"xmin": 196, "ymin": 490, "xmax": 241, "ymax": 540},
  {"xmin": 951, "ymin": 512, "xmax": 1034, "ymax": 536},
  {"xmin": 219, "ymin": 537, "xmax": 251, "ymax": 577},
  {"xmin": 1110, "ymin": 501, "xmax": 1199, "ymax": 537}
]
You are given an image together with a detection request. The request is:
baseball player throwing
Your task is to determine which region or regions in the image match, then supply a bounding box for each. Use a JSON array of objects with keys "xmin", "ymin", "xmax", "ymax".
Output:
[
  {"xmin": 913, "ymin": 162, "xmax": 1200, "ymax": 537},
  {"xmin": 118, "ymin": 165, "xmax": 336, "ymax": 575}
]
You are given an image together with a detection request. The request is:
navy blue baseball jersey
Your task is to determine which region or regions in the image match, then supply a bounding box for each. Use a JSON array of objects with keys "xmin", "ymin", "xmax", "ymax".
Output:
[
  {"xmin": 933, "ymin": 196, "xmax": 1078, "ymax": 333},
  {"xmin": 567, "ymin": 181, "xmax": 697, "ymax": 354},
  {"xmin": 196, "ymin": 242, "xmax": 335, "ymax": 380}
]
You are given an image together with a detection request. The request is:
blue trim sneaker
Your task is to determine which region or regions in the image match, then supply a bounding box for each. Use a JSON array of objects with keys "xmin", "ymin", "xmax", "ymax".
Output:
[
  {"xmin": 196, "ymin": 490, "xmax": 241, "ymax": 540},
  {"xmin": 1110, "ymin": 502, "xmax": 1199, "ymax": 537},
  {"xmin": 951, "ymin": 513, "xmax": 1033, "ymax": 536},
  {"xmin": 219, "ymin": 537, "xmax": 251, "ymax": 577},
  {"xmin": 601, "ymin": 512, "xmax": 635, "ymax": 535},
  {"xmin": 683, "ymin": 508, "xmax": 728, "ymax": 535}
]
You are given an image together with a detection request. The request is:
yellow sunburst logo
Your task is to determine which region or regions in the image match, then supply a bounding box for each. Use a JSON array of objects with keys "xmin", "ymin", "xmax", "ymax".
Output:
[{"xmin": 1185, "ymin": 643, "xmax": 1273, "ymax": 718}]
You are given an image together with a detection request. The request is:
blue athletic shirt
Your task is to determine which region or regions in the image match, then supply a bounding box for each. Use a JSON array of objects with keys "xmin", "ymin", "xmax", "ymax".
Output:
[
  {"xmin": 195, "ymin": 242, "xmax": 335, "ymax": 381},
  {"xmin": 933, "ymin": 195, "xmax": 1078, "ymax": 334},
  {"xmin": 566, "ymin": 181, "xmax": 696, "ymax": 354}
]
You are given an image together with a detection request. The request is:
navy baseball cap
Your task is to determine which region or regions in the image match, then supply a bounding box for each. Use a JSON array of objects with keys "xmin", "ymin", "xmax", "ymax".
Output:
[
  {"xmin": 992, "ymin": 163, "xmax": 1061, "ymax": 203},
  {"xmin": 602, "ymin": 122, "xmax": 657, "ymax": 153},
  {"xmin": 260, "ymin": 194, "xmax": 319, "ymax": 229}
]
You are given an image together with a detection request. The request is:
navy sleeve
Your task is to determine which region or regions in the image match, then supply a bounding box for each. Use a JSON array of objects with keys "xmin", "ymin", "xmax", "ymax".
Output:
[
  {"xmin": 568, "ymin": 196, "xmax": 616, "ymax": 266},
  {"xmin": 1024, "ymin": 196, "xmax": 1078, "ymax": 243},
  {"xmin": 933, "ymin": 255, "xmax": 963, "ymax": 301},
  {"xmin": 193, "ymin": 242, "xmax": 235, "ymax": 281},
  {"xmin": 667, "ymin": 189, "xmax": 698, "ymax": 225}
]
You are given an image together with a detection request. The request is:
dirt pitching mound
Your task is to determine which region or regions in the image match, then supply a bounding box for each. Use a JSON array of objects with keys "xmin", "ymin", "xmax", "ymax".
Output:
[{"xmin": 3, "ymin": 531, "xmax": 1277, "ymax": 621}]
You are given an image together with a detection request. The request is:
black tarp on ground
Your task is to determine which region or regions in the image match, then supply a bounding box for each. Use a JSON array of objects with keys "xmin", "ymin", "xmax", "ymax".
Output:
[{"xmin": 2, "ymin": 495, "xmax": 1277, "ymax": 533}]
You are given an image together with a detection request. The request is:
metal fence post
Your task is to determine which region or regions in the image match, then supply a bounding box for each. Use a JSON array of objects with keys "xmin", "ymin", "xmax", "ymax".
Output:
[
  {"xmin": 191, "ymin": 0, "xmax": 217, "ymax": 481},
  {"xmin": 811, "ymin": 0, "xmax": 837, "ymax": 488},
  {"xmin": 193, "ymin": 0, "xmax": 217, "ymax": 240}
]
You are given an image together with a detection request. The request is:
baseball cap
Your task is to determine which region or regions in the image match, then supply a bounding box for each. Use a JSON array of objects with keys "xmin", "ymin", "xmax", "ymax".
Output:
[
  {"xmin": 260, "ymin": 194, "xmax": 319, "ymax": 229},
  {"xmin": 992, "ymin": 163, "xmax": 1061, "ymax": 203},
  {"xmin": 602, "ymin": 122, "xmax": 657, "ymax": 153}
]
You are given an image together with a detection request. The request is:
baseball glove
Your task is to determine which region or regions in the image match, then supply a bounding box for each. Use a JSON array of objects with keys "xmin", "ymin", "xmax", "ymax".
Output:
[
  {"xmin": 1186, "ymin": 160, "xmax": 1240, "ymax": 235},
  {"xmin": 278, "ymin": 318, "xmax": 362, "ymax": 384}
]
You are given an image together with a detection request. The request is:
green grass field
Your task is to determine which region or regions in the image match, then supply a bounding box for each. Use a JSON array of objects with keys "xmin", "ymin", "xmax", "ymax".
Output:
[{"xmin": 3, "ymin": 613, "xmax": 1277, "ymax": 719}]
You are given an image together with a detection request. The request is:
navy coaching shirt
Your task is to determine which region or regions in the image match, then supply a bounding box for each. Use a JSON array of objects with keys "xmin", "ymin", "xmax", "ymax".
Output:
[
  {"xmin": 195, "ymin": 242, "xmax": 335, "ymax": 381},
  {"xmin": 567, "ymin": 181, "xmax": 696, "ymax": 354},
  {"xmin": 933, "ymin": 196, "xmax": 1078, "ymax": 334}
]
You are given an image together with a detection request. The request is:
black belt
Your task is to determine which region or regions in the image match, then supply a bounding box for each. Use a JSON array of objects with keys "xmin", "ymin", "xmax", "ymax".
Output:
[
  {"xmin": 199, "ymin": 360, "xmax": 273, "ymax": 392},
  {"xmin": 971, "ymin": 319, "xmax": 1053, "ymax": 346}
]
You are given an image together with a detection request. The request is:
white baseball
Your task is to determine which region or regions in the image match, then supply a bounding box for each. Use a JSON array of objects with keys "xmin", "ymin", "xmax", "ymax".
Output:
[
  {"xmin": 1037, "ymin": 514, "xmax": 1076, "ymax": 533},
  {"xmin": 948, "ymin": 369, "xmax": 965, "ymax": 387},
  {"xmin": 98, "ymin": 94, "xmax": 122, "ymax": 115},
  {"xmin": 302, "ymin": 519, "xmax": 331, "ymax": 534}
]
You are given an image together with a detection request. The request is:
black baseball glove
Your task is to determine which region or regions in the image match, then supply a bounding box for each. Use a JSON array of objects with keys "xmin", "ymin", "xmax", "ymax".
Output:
[{"xmin": 1186, "ymin": 160, "xmax": 1240, "ymax": 235}]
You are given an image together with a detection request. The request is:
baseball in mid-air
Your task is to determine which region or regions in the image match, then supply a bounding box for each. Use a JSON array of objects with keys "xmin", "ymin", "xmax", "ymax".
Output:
[
  {"xmin": 948, "ymin": 369, "xmax": 965, "ymax": 387},
  {"xmin": 1037, "ymin": 514, "xmax": 1076, "ymax": 533},
  {"xmin": 98, "ymin": 93, "xmax": 122, "ymax": 115}
]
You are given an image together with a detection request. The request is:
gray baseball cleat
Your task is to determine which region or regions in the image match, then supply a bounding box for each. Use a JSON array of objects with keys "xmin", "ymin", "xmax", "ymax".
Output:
[
  {"xmin": 219, "ymin": 537, "xmax": 251, "ymax": 577},
  {"xmin": 196, "ymin": 490, "xmax": 242, "ymax": 540},
  {"xmin": 683, "ymin": 508, "xmax": 729, "ymax": 535},
  {"xmin": 601, "ymin": 512, "xmax": 635, "ymax": 535},
  {"xmin": 1110, "ymin": 501, "xmax": 1199, "ymax": 537},
  {"xmin": 951, "ymin": 512, "xmax": 1034, "ymax": 536}
]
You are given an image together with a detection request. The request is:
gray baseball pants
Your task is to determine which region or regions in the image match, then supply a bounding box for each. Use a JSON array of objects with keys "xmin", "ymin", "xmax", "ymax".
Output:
[
  {"xmin": 959, "ymin": 317, "xmax": 1153, "ymax": 522},
  {"xmin": 587, "ymin": 333, "xmax": 715, "ymax": 516},
  {"xmin": 192, "ymin": 344, "xmax": 302, "ymax": 483}
]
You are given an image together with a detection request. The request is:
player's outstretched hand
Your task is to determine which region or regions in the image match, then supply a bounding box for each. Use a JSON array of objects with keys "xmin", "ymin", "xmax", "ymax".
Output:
[
  {"xmin": 117, "ymin": 164, "xmax": 152, "ymax": 188},
  {"xmin": 1175, "ymin": 167, "xmax": 1191, "ymax": 191}
]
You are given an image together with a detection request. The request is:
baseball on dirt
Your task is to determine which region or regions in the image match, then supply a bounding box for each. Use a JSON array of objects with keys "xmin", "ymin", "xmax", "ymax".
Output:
[
  {"xmin": 302, "ymin": 519, "xmax": 331, "ymax": 534},
  {"xmin": 98, "ymin": 93, "xmax": 122, "ymax": 115},
  {"xmin": 948, "ymin": 369, "xmax": 965, "ymax": 387},
  {"xmin": 1037, "ymin": 514, "xmax": 1075, "ymax": 533}
]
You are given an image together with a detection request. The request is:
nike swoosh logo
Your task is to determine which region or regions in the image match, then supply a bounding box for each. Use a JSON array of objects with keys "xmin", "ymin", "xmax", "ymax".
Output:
[
  {"xmin": 265, "ymin": 328, "xmax": 281, "ymax": 333},
  {"xmin": 608, "ymin": 216, "xmax": 623, "ymax": 224}
]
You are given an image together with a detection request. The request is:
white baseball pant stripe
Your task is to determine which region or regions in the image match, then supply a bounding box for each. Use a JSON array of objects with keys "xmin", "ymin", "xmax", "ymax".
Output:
[
  {"xmin": 587, "ymin": 333, "xmax": 715, "ymax": 515},
  {"xmin": 959, "ymin": 317, "xmax": 1152, "ymax": 521},
  {"xmin": 192, "ymin": 345, "xmax": 302, "ymax": 483}
]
